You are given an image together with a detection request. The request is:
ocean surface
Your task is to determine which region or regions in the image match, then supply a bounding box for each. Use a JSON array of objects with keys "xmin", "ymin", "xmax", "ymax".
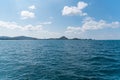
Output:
[{"xmin": 0, "ymin": 40, "xmax": 120, "ymax": 80}]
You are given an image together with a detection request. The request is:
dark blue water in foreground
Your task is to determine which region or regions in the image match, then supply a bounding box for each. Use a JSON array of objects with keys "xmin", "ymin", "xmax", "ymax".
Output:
[{"xmin": 0, "ymin": 40, "xmax": 120, "ymax": 80}]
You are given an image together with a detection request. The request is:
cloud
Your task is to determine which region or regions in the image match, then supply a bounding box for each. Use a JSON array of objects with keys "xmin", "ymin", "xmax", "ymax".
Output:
[
  {"xmin": 77, "ymin": 2, "xmax": 88, "ymax": 10},
  {"xmin": 21, "ymin": 10, "xmax": 35, "ymax": 19},
  {"xmin": 62, "ymin": 1, "xmax": 88, "ymax": 16},
  {"xmin": 0, "ymin": 20, "xmax": 42, "ymax": 31},
  {"xmin": 39, "ymin": 22, "xmax": 52, "ymax": 25},
  {"xmin": 29, "ymin": 5, "xmax": 36, "ymax": 10},
  {"xmin": 66, "ymin": 26, "xmax": 81, "ymax": 34},
  {"xmin": 66, "ymin": 17, "xmax": 120, "ymax": 33},
  {"xmin": 0, "ymin": 20, "xmax": 61, "ymax": 38}
]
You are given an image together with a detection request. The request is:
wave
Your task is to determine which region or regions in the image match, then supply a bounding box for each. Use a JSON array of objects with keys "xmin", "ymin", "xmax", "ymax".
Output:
[{"xmin": 86, "ymin": 56, "xmax": 118, "ymax": 62}]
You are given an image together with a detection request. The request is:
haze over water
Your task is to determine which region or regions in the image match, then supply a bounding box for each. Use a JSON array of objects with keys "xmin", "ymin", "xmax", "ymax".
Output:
[{"xmin": 0, "ymin": 40, "xmax": 120, "ymax": 80}]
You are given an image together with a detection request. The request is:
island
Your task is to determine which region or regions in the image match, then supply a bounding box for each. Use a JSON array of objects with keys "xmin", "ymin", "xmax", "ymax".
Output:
[
  {"xmin": 0, "ymin": 36, "xmax": 38, "ymax": 40},
  {"xmin": 0, "ymin": 36, "xmax": 93, "ymax": 40}
]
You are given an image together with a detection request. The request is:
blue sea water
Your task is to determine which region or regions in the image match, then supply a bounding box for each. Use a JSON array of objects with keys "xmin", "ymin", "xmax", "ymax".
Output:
[{"xmin": 0, "ymin": 40, "xmax": 120, "ymax": 80}]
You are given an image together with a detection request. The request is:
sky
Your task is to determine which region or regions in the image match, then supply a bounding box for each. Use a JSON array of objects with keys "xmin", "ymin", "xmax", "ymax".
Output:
[{"xmin": 0, "ymin": 0, "xmax": 120, "ymax": 39}]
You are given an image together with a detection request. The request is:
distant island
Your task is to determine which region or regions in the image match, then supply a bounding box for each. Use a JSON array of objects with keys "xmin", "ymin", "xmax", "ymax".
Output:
[
  {"xmin": 47, "ymin": 36, "xmax": 93, "ymax": 40},
  {"xmin": 0, "ymin": 36, "xmax": 93, "ymax": 40},
  {"xmin": 0, "ymin": 36, "xmax": 38, "ymax": 40}
]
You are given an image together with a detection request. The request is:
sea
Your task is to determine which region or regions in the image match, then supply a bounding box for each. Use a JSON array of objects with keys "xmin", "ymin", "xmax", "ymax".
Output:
[{"xmin": 0, "ymin": 40, "xmax": 120, "ymax": 80}]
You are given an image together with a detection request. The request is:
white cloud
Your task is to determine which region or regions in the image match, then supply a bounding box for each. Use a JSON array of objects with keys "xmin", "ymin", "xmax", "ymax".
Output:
[
  {"xmin": 66, "ymin": 26, "xmax": 81, "ymax": 33},
  {"xmin": 22, "ymin": 24, "xmax": 42, "ymax": 31},
  {"xmin": 29, "ymin": 5, "xmax": 36, "ymax": 10},
  {"xmin": 39, "ymin": 22, "xmax": 52, "ymax": 25},
  {"xmin": 77, "ymin": 2, "xmax": 88, "ymax": 10},
  {"xmin": 21, "ymin": 10, "xmax": 35, "ymax": 19},
  {"xmin": 62, "ymin": 1, "xmax": 88, "ymax": 16},
  {"xmin": 0, "ymin": 20, "xmax": 42, "ymax": 31},
  {"xmin": 81, "ymin": 17, "xmax": 120, "ymax": 31},
  {"xmin": 0, "ymin": 20, "xmax": 61, "ymax": 38},
  {"xmin": 66, "ymin": 17, "xmax": 120, "ymax": 33}
]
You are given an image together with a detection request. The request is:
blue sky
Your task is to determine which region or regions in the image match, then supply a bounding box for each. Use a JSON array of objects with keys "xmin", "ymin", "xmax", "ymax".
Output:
[{"xmin": 0, "ymin": 0, "xmax": 120, "ymax": 39}]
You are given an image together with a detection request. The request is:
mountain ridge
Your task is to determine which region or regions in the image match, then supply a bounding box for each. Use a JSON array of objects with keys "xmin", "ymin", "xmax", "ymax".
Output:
[
  {"xmin": 0, "ymin": 36, "xmax": 93, "ymax": 40},
  {"xmin": 0, "ymin": 36, "xmax": 38, "ymax": 40}
]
